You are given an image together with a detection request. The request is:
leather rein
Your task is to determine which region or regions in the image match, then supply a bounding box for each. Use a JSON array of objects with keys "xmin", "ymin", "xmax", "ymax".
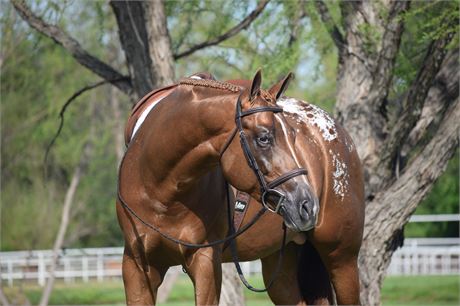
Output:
[{"xmin": 117, "ymin": 90, "xmax": 308, "ymax": 292}]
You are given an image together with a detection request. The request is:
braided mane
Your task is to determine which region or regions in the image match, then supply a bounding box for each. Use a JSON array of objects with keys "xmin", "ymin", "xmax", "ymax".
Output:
[
  {"xmin": 179, "ymin": 77, "xmax": 276, "ymax": 107},
  {"xmin": 179, "ymin": 78, "xmax": 241, "ymax": 93}
]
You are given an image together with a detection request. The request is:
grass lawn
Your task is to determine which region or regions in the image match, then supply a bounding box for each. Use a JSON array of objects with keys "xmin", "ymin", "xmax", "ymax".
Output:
[{"xmin": 3, "ymin": 275, "xmax": 459, "ymax": 305}]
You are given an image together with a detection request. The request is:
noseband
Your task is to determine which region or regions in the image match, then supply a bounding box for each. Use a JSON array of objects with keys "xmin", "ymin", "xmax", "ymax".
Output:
[{"xmin": 220, "ymin": 92, "xmax": 308, "ymax": 214}]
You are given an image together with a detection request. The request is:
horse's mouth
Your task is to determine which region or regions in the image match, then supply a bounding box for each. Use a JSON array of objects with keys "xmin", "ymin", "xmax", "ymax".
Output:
[{"xmin": 279, "ymin": 204, "xmax": 317, "ymax": 233}]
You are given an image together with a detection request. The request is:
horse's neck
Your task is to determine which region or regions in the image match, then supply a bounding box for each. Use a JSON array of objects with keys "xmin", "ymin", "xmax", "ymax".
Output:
[{"xmin": 139, "ymin": 88, "xmax": 234, "ymax": 203}]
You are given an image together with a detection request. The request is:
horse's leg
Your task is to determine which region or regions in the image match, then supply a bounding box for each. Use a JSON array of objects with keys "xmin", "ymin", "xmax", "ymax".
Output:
[
  {"xmin": 185, "ymin": 246, "xmax": 222, "ymax": 305},
  {"xmin": 297, "ymin": 241, "xmax": 334, "ymax": 305},
  {"xmin": 261, "ymin": 243, "xmax": 306, "ymax": 305},
  {"xmin": 122, "ymin": 247, "xmax": 168, "ymax": 305},
  {"xmin": 322, "ymin": 254, "xmax": 360, "ymax": 305}
]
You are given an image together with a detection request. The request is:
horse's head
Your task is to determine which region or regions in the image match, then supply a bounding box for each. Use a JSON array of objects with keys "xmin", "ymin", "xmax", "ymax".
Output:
[{"xmin": 220, "ymin": 70, "xmax": 319, "ymax": 232}]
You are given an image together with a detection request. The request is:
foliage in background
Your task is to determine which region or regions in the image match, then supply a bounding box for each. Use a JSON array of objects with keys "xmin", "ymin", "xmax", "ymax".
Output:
[{"xmin": 405, "ymin": 152, "xmax": 459, "ymax": 238}]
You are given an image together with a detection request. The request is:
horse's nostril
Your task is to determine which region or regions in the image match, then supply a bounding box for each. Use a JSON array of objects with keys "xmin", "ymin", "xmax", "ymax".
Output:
[{"xmin": 299, "ymin": 201, "xmax": 311, "ymax": 220}]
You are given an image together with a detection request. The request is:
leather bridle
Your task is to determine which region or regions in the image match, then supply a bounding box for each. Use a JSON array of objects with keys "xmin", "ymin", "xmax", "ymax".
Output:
[{"xmin": 220, "ymin": 92, "xmax": 308, "ymax": 214}]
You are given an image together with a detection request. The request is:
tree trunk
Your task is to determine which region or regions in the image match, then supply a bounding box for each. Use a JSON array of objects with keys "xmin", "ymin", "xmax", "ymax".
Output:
[
  {"xmin": 142, "ymin": 0, "xmax": 175, "ymax": 86},
  {"xmin": 0, "ymin": 279, "xmax": 12, "ymax": 306},
  {"xmin": 335, "ymin": 1, "xmax": 409, "ymax": 195},
  {"xmin": 110, "ymin": 0, "xmax": 174, "ymax": 99},
  {"xmin": 358, "ymin": 97, "xmax": 459, "ymax": 305},
  {"xmin": 156, "ymin": 267, "xmax": 181, "ymax": 304},
  {"xmin": 39, "ymin": 141, "xmax": 93, "ymax": 306},
  {"xmin": 330, "ymin": 1, "xmax": 459, "ymax": 304},
  {"xmin": 219, "ymin": 264, "xmax": 245, "ymax": 306}
]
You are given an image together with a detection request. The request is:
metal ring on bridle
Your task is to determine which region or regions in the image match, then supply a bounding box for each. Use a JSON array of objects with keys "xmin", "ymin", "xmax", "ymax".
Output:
[{"xmin": 261, "ymin": 188, "xmax": 285, "ymax": 213}]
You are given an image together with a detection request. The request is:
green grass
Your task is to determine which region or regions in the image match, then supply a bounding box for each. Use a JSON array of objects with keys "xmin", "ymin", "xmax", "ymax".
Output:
[
  {"xmin": 3, "ymin": 275, "xmax": 459, "ymax": 305},
  {"xmin": 381, "ymin": 275, "xmax": 459, "ymax": 305}
]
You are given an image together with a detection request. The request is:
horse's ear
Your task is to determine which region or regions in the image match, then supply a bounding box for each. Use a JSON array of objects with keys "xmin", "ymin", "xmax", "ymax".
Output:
[
  {"xmin": 249, "ymin": 69, "xmax": 262, "ymax": 101},
  {"xmin": 269, "ymin": 72, "xmax": 293, "ymax": 100}
]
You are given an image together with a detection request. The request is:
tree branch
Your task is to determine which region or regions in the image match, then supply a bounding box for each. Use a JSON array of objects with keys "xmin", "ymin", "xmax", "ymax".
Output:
[
  {"xmin": 402, "ymin": 49, "xmax": 459, "ymax": 156},
  {"xmin": 313, "ymin": 0, "xmax": 345, "ymax": 53},
  {"xmin": 174, "ymin": 0, "xmax": 270, "ymax": 60},
  {"xmin": 366, "ymin": 98, "xmax": 459, "ymax": 241},
  {"xmin": 377, "ymin": 29, "xmax": 457, "ymax": 178},
  {"xmin": 288, "ymin": 2, "xmax": 307, "ymax": 47},
  {"xmin": 12, "ymin": 0, "xmax": 132, "ymax": 95},
  {"xmin": 367, "ymin": 0, "xmax": 410, "ymax": 106},
  {"xmin": 44, "ymin": 79, "xmax": 112, "ymax": 175}
]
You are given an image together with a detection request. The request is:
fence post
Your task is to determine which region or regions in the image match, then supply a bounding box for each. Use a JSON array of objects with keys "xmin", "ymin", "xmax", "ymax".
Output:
[
  {"xmin": 82, "ymin": 256, "xmax": 89, "ymax": 282},
  {"xmin": 64, "ymin": 257, "xmax": 70, "ymax": 283},
  {"xmin": 38, "ymin": 252, "xmax": 45, "ymax": 286},
  {"xmin": 7, "ymin": 260, "xmax": 13, "ymax": 287},
  {"xmin": 430, "ymin": 253, "xmax": 436, "ymax": 274},
  {"xmin": 413, "ymin": 250, "xmax": 419, "ymax": 274},
  {"xmin": 97, "ymin": 252, "xmax": 103, "ymax": 282}
]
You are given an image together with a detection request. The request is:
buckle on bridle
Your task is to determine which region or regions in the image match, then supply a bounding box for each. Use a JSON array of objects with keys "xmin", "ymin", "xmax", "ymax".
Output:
[{"xmin": 261, "ymin": 189, "xmax": 285, "ymax": 213}]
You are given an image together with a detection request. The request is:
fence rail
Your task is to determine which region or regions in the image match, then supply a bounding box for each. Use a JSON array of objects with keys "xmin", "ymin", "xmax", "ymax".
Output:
[{"xmin": 1, "ymin": 238, "xmax": 459, "ymax": 287}]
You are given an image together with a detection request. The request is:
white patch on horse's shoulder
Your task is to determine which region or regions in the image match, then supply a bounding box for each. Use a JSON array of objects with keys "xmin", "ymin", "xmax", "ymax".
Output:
[
  {"xmin": 132, "ymin": 95, "xmax": 167, "ymax": 138},
  {"xmin": 329, "ymin": 149, "xmax": 349, "ymax": 200},
  {"xmin": 190, "ymin": 75, "xmax": 202, "ymax": 80},
  {"xmin": 277, "ymin": 97, "xmax": 337, "ymax": 142}
]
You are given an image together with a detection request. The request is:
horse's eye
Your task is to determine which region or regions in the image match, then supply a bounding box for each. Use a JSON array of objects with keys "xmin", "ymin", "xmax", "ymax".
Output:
[{"xmin": 257, "ymin": 135, "xmax": 271, "ymax": 147}]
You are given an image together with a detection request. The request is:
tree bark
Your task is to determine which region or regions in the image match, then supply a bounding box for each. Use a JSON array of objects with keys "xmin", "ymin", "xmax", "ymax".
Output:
[
  {"xmin": 110, "ymin": 0, "xmax": 155, "ymax": 98},
  {"xmin": 376, "ymin": 31, "xmax": 456, "ymax": 183},
  {"xmin": 402, "ymin": 49, "xmax": 459, "ymax": 156},
  {"xmin": 143, "ymin": 0, "xmax": 175, "ymax": 86},
  {"xmin": 110, "ymin": 0, "xmax": 175, "ymax": 98},
  {"xmin": 219, "ymin": 264, "xmax": 245, "ymax": 306},
  {"xmin": 155, "ymin": 267, "xmax": 180, "ymax": 304},
  {"xmin": 358, "ymin": 97, "xmax": 459, "ymax": 305},
  {"xmin": 335, "ymin": 1, "xmax": 409, "ymax": 196}
]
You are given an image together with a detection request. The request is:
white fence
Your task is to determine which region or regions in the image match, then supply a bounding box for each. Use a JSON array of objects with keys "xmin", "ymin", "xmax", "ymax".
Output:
[
  {"xmin": 0, "ymin": 247, "xmax": 123, "ymax": 287},
  {"xmin": 1, "ymin": 238, "xmax": 459, "ymax": 286},
  {"xmin": 387, "ymin": 238, "xmax": 459, "ymax": 275}
]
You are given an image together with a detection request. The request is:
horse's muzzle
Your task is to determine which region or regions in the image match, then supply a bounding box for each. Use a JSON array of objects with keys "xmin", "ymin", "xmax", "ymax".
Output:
[{"xmin": 279, "ymin": 188, "xmax": 319, "ymax": 232}]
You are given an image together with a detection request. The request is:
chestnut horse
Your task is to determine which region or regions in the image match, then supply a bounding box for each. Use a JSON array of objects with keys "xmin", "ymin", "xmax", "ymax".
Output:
[{"xmin": 118, "ymin": 71, "xmax": 364, "ymax": 305}]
